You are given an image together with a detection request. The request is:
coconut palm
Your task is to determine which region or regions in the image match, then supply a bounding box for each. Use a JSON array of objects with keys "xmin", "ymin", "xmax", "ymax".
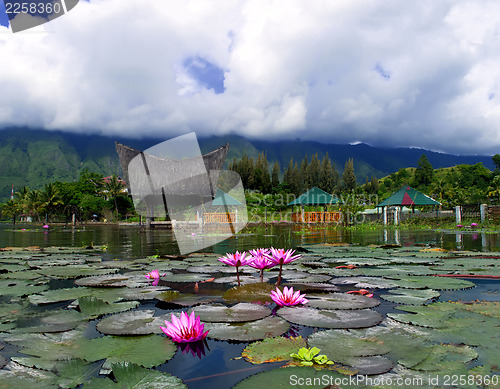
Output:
[
  {"xmin": 102, "ymin": 175, "xmax": 125, "ymax": 217},
  {"xmin": 40, "ymin": 183, "xmax": 63, "ymax": 222}
]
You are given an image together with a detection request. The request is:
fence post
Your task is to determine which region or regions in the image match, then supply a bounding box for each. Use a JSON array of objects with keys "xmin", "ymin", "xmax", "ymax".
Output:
[
  {"xmin": 480, "ymin": 204, "xmax": 487, "ymax": 223},
  {"xmin": 394, "ymin": 207, "xmax": 399, "ymax": 225},
  {"xmin": 455, "ymin": 206, "xmax": 461, "ymax": 224},
  {"xmin": 383, "ymin": 207, "xmax": 387, "ymax": 225}
]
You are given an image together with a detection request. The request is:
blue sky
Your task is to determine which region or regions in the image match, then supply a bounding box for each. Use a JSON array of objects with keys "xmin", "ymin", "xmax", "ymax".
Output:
[{"xmin": 1, "ymin": 0, "xmax": 500, "ymax": 155}]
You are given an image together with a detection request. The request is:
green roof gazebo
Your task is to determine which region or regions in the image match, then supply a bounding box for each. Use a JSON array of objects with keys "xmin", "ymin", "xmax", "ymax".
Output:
[
  {"xmin": 211, "ymin": 189, "xmax": 243, "ymax": 206},
  {"xmin": 288, "ymin": 187, "xmax": 341, "ymax": 223},
  {"xmin": 377, "ymin": 186, "xmax": 441, "ymax": 225}
]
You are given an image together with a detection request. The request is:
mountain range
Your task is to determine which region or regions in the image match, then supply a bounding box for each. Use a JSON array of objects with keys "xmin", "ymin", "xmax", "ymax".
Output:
[{"xmin": 0, "ymin": 127, "xmax": 495, "ymax": 201}]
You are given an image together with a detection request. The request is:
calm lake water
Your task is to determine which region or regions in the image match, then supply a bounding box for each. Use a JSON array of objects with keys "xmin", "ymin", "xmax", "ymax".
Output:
[
  {"xmin": 1, "ymin": 223, "xmax": 500, "ymax": 388},
  {"xmin": 1, "ymin": 223, "xmax": 500, "ymax": 258}
]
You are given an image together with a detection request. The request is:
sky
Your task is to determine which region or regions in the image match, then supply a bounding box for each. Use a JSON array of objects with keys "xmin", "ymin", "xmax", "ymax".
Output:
[{"xmin": 1, "ymin": 0, "xmax": 500, "ymax": 155}]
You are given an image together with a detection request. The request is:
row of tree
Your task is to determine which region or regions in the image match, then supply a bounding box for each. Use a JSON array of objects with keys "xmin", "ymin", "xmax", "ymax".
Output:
[
  {"xmin": 0, "ymin": 170, "xmax": 133, "ymax": 224},
  {"xmin": 229, "ymin": 152, "xmax": 368, "ymax": 196}
]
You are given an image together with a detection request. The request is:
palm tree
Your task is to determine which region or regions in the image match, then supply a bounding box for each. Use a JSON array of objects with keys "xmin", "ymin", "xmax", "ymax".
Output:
[
  {"xmin": 102, "ymin": 175, "xmax": 125, "ymax": 217},
  {"xmin": 40, "ymin": 183, "xmax": 63, "ymax": 222},
  {"xmin": 487, "ymin": 176, "xmax": 500, "ymax": 203},
  {"xmin": 1, "ymin": 200, "xmax": 18, "ymax": 224},
  {"xmin": 431, "ymin": 178, "xmax": 450, "ymax": 209}
]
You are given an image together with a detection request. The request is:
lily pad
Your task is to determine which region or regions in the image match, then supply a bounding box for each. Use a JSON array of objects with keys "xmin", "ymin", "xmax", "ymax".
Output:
[
  {"xmin": 339, "ymin": 356, "xmax": 393, "ymax": 375},
  {"xmin": 54, "ymin": 359, "xmax": 101, "ymax": 389},
  {"xmin": 306, "ymin": 293, "xmax": 379, "ymax": 310},
  {"xmin": 85, "ymin": 362, "xmax": 187, "ymax": 389},
  {"xmin": 241, "ymin": 336, "xmax": 307, "ymax": 364},
  {"xmin": 307, "ymin": 330, "xmax": 391, "ymax": 361},
  {"xmin": 282, "ymin": 283, "xmax": 340, "ymax": 293},
  {"xmin": 278, "ymin": 307, "xmax": 383, "ymax": 329},
  {"xmin": 96, "ymin": 310, "xmax": 162, "ymax": 335},
  {"xmin": 38, "ymin": 266, "xmax": 119, "ymax": 279},
  {"xmin": 380, "ymin": 289, "xmax": 440, "ymax": 305},
  {"xmin": 392, "ymin": 276, "xmax": 475, "ymax": 290},
  {"xmin": 116, "ymin": 286, "xmax": 171, "ymax": 301},
  {"xmin": 223, "ymin": 283, "xmax": 276, "ymax": 303},
  {"xmin": 75, "ymin": 335, "xmax": 176, "ymax": 367},
  {"xmin": 75, "ymin": 274, "xmax": 149, "ymax": 288},
  {"xmin": 233, "ymin": 366, "xmax": 355, "ymax": 389},
  {"xmin": 28, "ymin": 287, "xmax": 96, "ymax": 305},
  {"xmin": 205, "ymin": 316, "xmax": 289, "ymax": 341},
  {"xmin": 155, "ymin": 291, "xmax": 220, "ymax": 307},
  {"xmin": 78, "ymin": 297, "xmax": 139, "ymax": 319},
  {"xmin": 0, "ymin": 279, "xmax": 48, "ymax": 297},
  {"xmin": 162, "ymin": 273, "xmax": 213, "ymax": 283},
  {"xmin": 190, "ymin": 303, "xmax": 271, "ymax": 323},
  {"xmin": 408, "ymin": 344, "xmax": 479, "ymax": 372},
  {"xmin": 329, "ymin": 277, "xmax": 398, "ymax": 289}
]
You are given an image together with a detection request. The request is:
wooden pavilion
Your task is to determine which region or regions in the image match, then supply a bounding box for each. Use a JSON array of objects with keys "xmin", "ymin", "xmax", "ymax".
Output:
[
  {"xmin": 288, "ymin": 187, "xmax": 342, "ymax": 223},
  {"xmin": 376, "ymin": 186, "xmax": 441, "ymax": 225}
]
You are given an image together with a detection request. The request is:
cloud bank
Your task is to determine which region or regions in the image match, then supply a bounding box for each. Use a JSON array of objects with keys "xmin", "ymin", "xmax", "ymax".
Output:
[{"xmin": 1, "ymin": 0, "xmax": 500, "ymax": 154}]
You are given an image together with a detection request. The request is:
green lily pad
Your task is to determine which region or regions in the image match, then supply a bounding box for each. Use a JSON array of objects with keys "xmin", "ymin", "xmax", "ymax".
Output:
[
  {"xmin": 205, "ymin": 316, "xmax": 289, "ymax": 341},
  {"xmin": 223, "ymin": 283, "xmax": 276, "ymax": 303},
  {"xmin": 380, "ymin": 289, "xmax": 440, "ymax": 305},
  {"xmin": 116, "ymin": 285, "xmax": 171, "ymax": 301},
  {"xmin": 190, "ymin": 303, "xmax": 271, "ymax": 323},
  {"xmin": 9, "ymin": 356, "xmax": 57, "ymax": 370},
  {"xmin": 155, "ymin": 291, "xmax": 220, "ymax": 307},
  {"xmin": 28, "ymin": 287, "xmax": 96, "ymax": 305},
  {"xmin": 392, "ymin": 276, "xmax": 475, "ymax": 290},
  {"xmin": 0, "ymin": 269, "xmax": 45, "ymax": 281},
  {"xmin": 307, "ymin": 330, "xmax": 391, "ymax": 361},
  {"xmin": 162, "ymin": 273, "xmax": 213, "ymax": 283},
  {"xmin": 0, "ymin": 355, "xmax": 6, "ymax": 369},
  {"xmin": 77, "ymin": 297, "xmax": 139, "ymax": 319},
  {"xmin": 233, "ymin": 365, "xmax": 356, "ymax": 389},
  {"xmin": 75, "ymin": 274, "xmax": 149, "ymax": 288},
  {"xmin": 85, "ymin": 362, "xmax": 187, "ymax": 389},
  {"xmin": 278, "ymin": 307, "xmax": 383, "ymax": 329},
  {"xmin": 38, "ymin": 266, "xmax": 119, "ymax": 279},
  {"xmin": 241, "ymin": 336, "xmax": 307, "ymax": 364},
  {"xmin": 16, "ymin": 309, "xmax": 83, "ymax": 333},
  {"xmin": 282, "ymin": 283, "xmax": 340, "ymax": 293},
  {"xmin": 55, "ymin": 359, "xmax": 101, "ymax": 389},
  {"xmin": 75, "ymin": 335, "xmax": 176, "ymax": 367},
  {"xmin": 330, "ymin": 277, "xmax": 398, "ymax": 289},
  {"xmin": 0, "ymin": 279, "xmax": 48, "ymax": 297},
  {"xmin": 339, "ymin": 355, "xmax": 393, "ymax": 375},
  {"xmin": 408, "ymin": 344, "xmax": 479, "ymax": 372},
  {"xmin": 0, "ymin": 361, "xmax": 59, "ymax": 388},
  {"xmin": 306, "ymin": 293, "xmax": 379, "ymax": 310},
  {"xmin": 96, "ymin": 310, "xmax": 163, "ymax": 335}
]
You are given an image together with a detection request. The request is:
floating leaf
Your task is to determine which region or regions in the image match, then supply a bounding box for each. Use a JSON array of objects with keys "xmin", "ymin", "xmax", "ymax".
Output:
[
  {"xmin": 38, "ymin": 266, "xmax": 119, "ymax": 279},
  {"xmin": 96, "ymin": 310, "xmax": 162, "ymax": 335},
  {"xmin": 329, "ymin": 277, "xmax": 397, "ymax": 289},
  {"xmin": 223, "ymin": 283, "xmax": 276, "ymax": 303},
  {"xmin": 0, "ymin": 279, "xmax": 48, "ymax": 297},
  {"xmin": 75, "ymin": 274, "xmax": 149, "ymax": 288},
  {"xmin": 408, "ymin": 344, "xmax": 478, "ymax": 372},
  {"xmin": 155, "ymin": 291, "xmax": 219, "ymax": 307},
  {"xmin": 116, "ymin": 286, "xmax": 171, "ymax": 301},
  {"xmin": 392, "ymin": 276, "xmax": 475, "ymax": 290},
  {"xmin": 0, "ymin": 361, "xmax": 58, "ymax": 389},
  {"xmin": 278, "ymin": 307, "xmax": 383, "ymax": 329},
  {"xmin": 54, "ymin": 359, "xmax": 100, "ymax": 389},
  {"xmin": 380, "ymin": 289, "xmax": 440, "ymax": 305},
  {"xmin": 339, "ymin": 356, "xmax": 393, "ymax": 375},
  {"xmin": 306, "ymin": 293, "xmax": 379, "ymax": 310},
  {"xmin": 190, "ymin": 303, "xmax": 271, "ymax": 323},
  {"xmin": 233, "ymin": 366, "xmax": 354, "ymax": 389},
  {"xmin": 205, "ymin": 316, "xmax": 289, "ymax": 341},
  {"xmin": 76, "ymin": 335, "xmax": 176, "ymax": 367},
  {"xmin": 28, "ymin": 287, "xmax": 96, "ymax": 305},
  {"xmin": 241, "ymin": 336, "xmax": 307, "ymax": 364},
  {"xmin": 78, "ymin": 297, "xmax": 139, "ymax": 319},
  {"xmin": 162, "ymin": 273, "xmax": 213, "ymax": 283}
]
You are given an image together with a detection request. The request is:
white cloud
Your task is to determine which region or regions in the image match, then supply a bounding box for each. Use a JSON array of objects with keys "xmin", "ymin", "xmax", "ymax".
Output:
[{"xmin": 1, "ymin": 0, "xmax": 500, "ymax": 154}]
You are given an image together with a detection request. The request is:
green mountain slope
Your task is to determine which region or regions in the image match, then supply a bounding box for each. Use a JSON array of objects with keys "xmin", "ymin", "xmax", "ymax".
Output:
[{"xmin": 0, "ymin": 128, "xmax": 495, "ymax": 201}]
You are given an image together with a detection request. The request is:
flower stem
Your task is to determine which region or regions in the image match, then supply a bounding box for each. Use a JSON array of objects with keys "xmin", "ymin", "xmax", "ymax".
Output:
[
  {"xmin": 236, "ymin": 266, "xmax": 240, "ymax": 286},
  {"xmin": 260, "ymin": 269, "xmax": 264, "ymax": 282},
  {"xmin": 277, "ymin": 262, "xmax": 283, "ymax": 286}
]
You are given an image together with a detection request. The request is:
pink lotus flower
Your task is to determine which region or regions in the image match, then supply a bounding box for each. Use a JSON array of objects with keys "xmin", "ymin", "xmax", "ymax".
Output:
[
  {"xmin": 42, "ymin": 224, "xmax": 50, "ymax": 229},
  {"xmin": 265, "ymin": 248, "xmax": 302, "ymax": 286},
  {"xmin": 218, "ymin": 251, "xmax": 252, "ymax": 286},
  {"xmin": 145, "ymin": 270, "xmax": 166, "ymax": 280},
  {"xmin": 248, "ymin": 248, "xmax": 275, "ymax": 282},
  {"xmin": 160, "ymin": 311, "xmax": 209, "ymax": 343},
  {"xmin": 270, "ymin": 286, "xmax": 308, "ymax": 307}
]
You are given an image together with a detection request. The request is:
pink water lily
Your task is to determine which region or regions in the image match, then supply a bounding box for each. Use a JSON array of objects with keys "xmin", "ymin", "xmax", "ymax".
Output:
[
  {"xmin": 248, "ymin": 248, "xmax": 275, "ymax": 282},
  {"xmin": 160, "ymin": 311, "xmax": 209, "ymax": 343},
  {"xmin": 218, "ymin": 251, "xmax": 252, "ymax": 286},
  {"xmin": 145, "ymin": 269, "xmax": 166, "ymax": 279},
  {"xmin": 266, "ymin": 248, "xmax": 302, "ymax": 286},
  {"xmin": 270, "ymin": 286, "xmax": 308, "ymax": 307}
]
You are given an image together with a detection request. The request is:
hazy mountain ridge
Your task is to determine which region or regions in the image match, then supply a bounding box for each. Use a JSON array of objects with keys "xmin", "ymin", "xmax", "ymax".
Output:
[{"xmin": 0, "ymin": 127, "xmax": 494, "ymax": 201}]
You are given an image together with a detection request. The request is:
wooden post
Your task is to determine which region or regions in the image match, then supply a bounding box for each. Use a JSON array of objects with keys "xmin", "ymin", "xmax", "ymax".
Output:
[
  {"xmin": 455, "ymin": 206, "xmax": 461, "ymax": 224},
  {"xmin": 383, "ymin": 207, "xmax": 387, "ymax": 225},
  {"xmin": 480, "ymin": 204, "xmax": 487, "ymax": 223}
]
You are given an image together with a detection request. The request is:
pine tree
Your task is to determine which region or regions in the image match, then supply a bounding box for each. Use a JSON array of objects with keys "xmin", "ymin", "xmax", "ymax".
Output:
[
  {"xmin": 271, "ymin": 161, "xmax": 280, "ymax": 192},
  {"xmin": 414, "ymin": 154, "xmax": 434, "ymax": 187},
  {"xmin": 342, "ymin": 158, "xmax": 357, "ymax": 191}
]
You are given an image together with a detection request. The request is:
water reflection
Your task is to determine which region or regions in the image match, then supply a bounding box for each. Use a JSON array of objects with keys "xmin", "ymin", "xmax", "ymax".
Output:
[{"xmin": 0, "ymin": 224, "xmax": 499, "ymax": 258}]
